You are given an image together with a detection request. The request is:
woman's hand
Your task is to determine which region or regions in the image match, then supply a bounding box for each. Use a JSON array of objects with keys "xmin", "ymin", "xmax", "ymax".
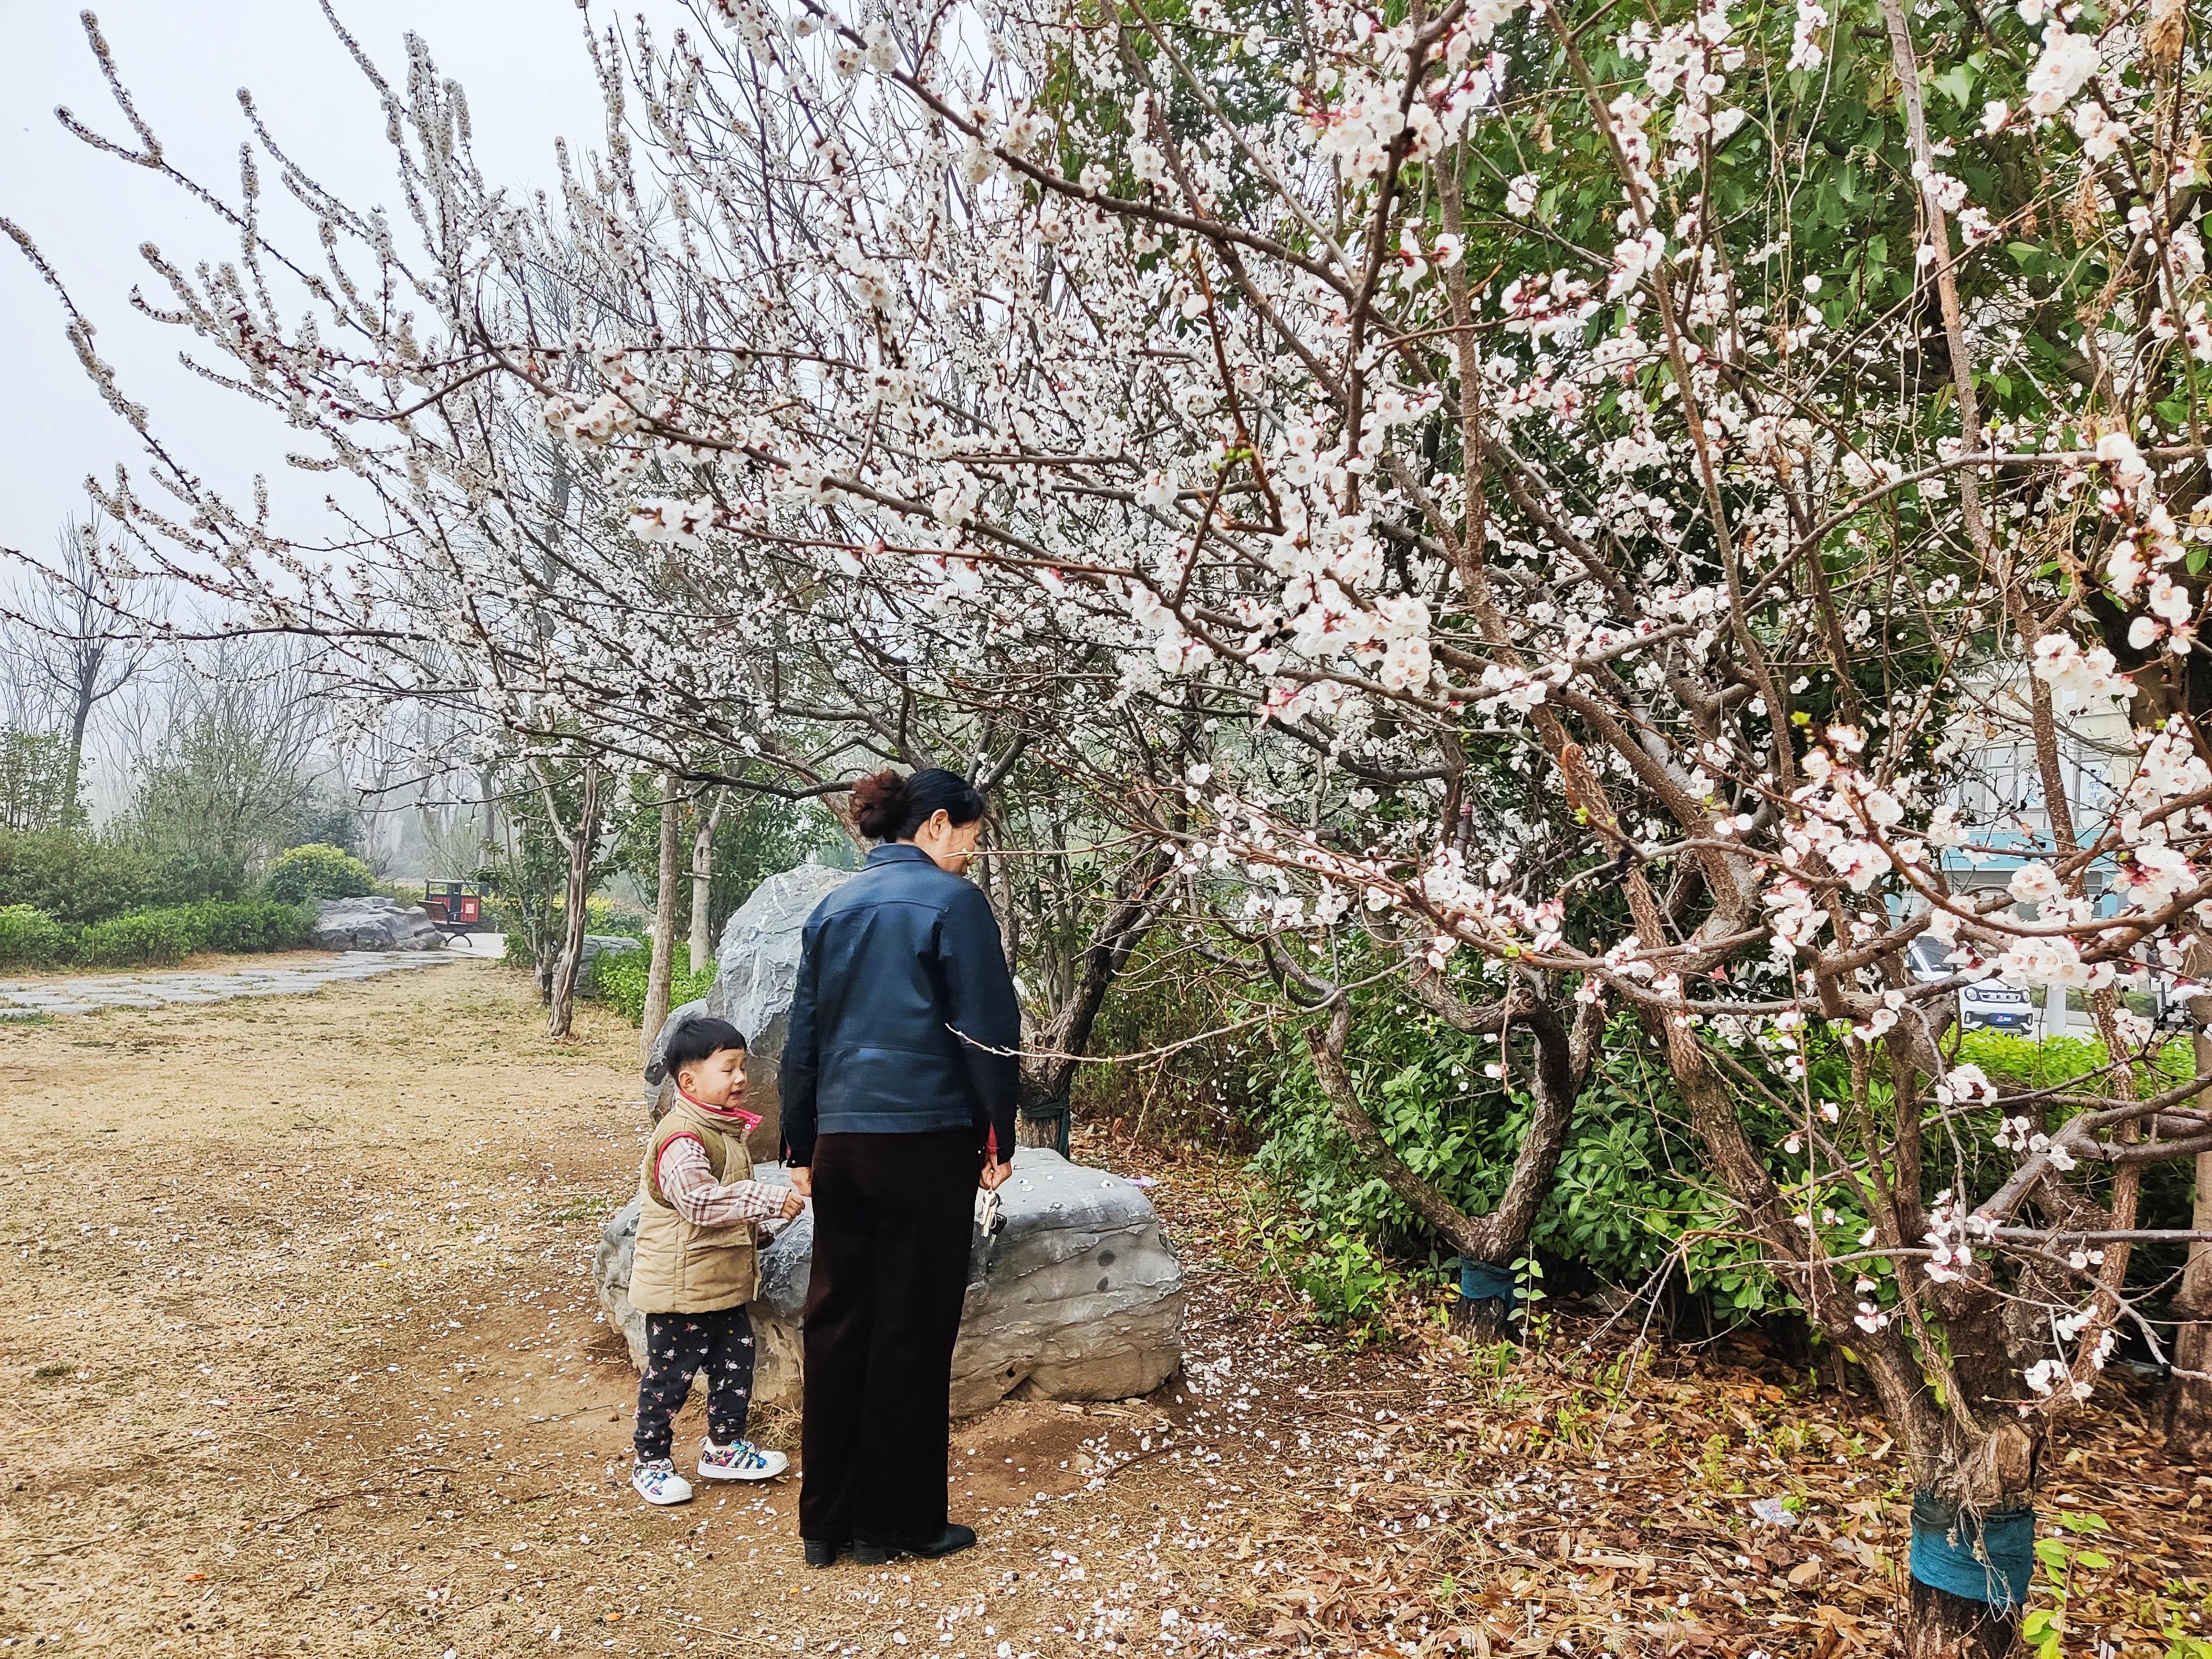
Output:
[
  {"xmin": 979, "ymin": 1159, "xmax": 1015, "ymax": 1192},
  {"xmin": 789, "ymin": 1166, "xmax": 813, "ymax": 1198}
]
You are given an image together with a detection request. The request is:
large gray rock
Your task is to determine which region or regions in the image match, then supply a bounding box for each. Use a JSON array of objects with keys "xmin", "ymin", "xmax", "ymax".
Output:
[
  {"xmin": 310, "ymin": 896, "xmax": 444, "ymax": 951},
  {"xmin": 950, "ymin": 1149, "xmax": 1185, "ymax": 1413},
  {"xmin": 591, "ymin": 1148, "xmax": 1182, "ymax": 1416},
  {"xmin": 700, "ymin": 862, "xmax": 854, "ymax": 1153}
]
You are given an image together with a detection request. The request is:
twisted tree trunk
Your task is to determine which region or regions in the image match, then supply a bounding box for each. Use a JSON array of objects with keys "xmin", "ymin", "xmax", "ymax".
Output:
[{"xmin": 1302, "ymin": 980, "xmax": 1595, "ymax": 1339}]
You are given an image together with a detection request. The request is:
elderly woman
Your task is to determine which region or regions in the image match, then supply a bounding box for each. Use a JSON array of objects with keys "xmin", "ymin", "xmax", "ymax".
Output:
[{"xmin": 779, "ymin": 767, "xmax": 1019, "ymax": 1567}]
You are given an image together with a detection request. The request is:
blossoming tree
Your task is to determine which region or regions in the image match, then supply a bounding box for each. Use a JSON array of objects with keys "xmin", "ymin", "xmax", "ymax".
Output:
[{"xmin": 12, "ymin": 0, "xmax": 2212, "ymax": 1645}]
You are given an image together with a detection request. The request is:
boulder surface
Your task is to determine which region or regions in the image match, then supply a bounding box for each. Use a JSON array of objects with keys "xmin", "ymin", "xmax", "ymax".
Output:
[
  {"xmin": 697, "ymin": 862, "xmax": 854, "ymax": 1154},
  {"xmin": 591, "ymin": 1148, "xmax": 1182, "ymax": 1416},
  {"xmin": 310, "ymin": 897, "xmax": 444, "ymax": 952}
]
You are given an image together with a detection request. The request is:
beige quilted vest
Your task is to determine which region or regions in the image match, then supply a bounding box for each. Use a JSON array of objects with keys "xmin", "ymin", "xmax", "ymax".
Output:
[{"xmin": 628, "ymin": 1097, "xmax": 760, "ymax": 1313}]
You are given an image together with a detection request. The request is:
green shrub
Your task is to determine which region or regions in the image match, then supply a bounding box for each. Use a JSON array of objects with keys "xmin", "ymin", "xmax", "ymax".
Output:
[
  {"xmin": 75, "ymin": 909, "xmax": 194, "ymax": 967},
  {"xmin": 1957, "ymin": 1027, "xmax": 2194, "ymax": 1092},
  {"xmin": 1253, "ymin": 973, "xmax": 1797, "ymax": 1326},
  {"xmin": 0, "ymin": 897, "xmax": 315, "ymax": 971},
  {"xmin": 0, "ymin": 827, "xmax": 257, "ymax": 921},
  {"xmin": 261, "ymin": 843, "xmax": 375, "ymax": 905},
  {"xmin": 179, "ymin": 900, "xmax": 315, "ymax": 954},
  {"xmin": 593, "ymin": 948, "xmax": 716, "ymax": 1022},
  {"xmin": 0, "ymin": 905, "xmax": 72, "ymax": 969},
  {"xmin": 0, "ymin": 830, "xmax": 157, "ymax": 925}
]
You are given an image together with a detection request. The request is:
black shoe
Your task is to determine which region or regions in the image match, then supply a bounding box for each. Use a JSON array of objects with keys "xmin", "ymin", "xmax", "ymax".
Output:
[
  {"xmin": 803, "ymin": 1537, "xmax": 848, "ymax": 1568},
  {"xmin": 853, "ymin": 1525, "xmax": 977, "ymax": 1565}
]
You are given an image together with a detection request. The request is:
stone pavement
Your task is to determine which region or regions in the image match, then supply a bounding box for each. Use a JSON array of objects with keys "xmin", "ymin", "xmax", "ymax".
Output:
[{"xmin": 0, "ymin": 950, "xmax": 457, "ymax": 1020}]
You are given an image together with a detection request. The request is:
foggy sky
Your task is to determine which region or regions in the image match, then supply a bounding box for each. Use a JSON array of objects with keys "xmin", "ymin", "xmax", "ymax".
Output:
[{"xmin": 1, "ymin": 0, "xmax": 682, "ymax": 564}]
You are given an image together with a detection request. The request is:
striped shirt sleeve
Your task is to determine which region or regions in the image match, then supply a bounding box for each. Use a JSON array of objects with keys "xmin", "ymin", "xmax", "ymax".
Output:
[{"xmin": 655, "ymin": 1135, "xmax": 791, "ymax": 1227}]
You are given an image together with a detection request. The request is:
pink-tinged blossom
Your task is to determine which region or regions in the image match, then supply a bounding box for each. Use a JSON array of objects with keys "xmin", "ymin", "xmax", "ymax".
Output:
[{"xmin": 2024, "ymin": 24, "xmax": 2100, "ymax": 117}]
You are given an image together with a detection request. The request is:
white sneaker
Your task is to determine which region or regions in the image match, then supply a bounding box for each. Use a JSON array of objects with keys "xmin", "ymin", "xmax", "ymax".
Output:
[
  {"xmin": 632, "ymin": 1458, "xmax": 694, "ymax": 1505},
  {"xmin": 698, "ymin": 1437, "xmax": 789, "ymax": 1482}
]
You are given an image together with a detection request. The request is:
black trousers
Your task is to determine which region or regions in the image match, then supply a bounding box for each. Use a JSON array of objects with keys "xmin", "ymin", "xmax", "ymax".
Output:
[
  {"xmin": 633, "ymin": 1305, "xmax": 757, "ymax": 1462},
  {"xmin": 799, "ymin": 1128, "xmax": 977, "ymax": 1546}
]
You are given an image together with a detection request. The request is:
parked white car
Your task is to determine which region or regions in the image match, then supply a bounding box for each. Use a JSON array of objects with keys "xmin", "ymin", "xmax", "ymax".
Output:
[{"xmin": 1905, "ymin": 936, "xmax": 2034, "ymax": 1032}]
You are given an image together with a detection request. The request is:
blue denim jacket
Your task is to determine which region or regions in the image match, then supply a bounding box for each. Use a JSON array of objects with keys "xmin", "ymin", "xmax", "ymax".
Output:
[{"xmin": 778, "ymin": 843, "xmax": 1020, "ymax": 1166}]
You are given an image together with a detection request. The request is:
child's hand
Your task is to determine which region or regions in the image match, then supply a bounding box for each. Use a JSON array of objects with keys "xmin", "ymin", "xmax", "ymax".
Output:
[{"xmin": 779, "ymin": 1187, "xmax": 806, "ymax": 1220}]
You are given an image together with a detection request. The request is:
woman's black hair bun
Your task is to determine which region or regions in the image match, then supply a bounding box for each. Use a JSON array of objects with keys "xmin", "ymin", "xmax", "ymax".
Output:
[
  {"xmin": 848, "ymin": 767, "xmax": 988, "ymax": 843},
  {"xmin": 850, "ymin": 769, "xmax": 912, "ymax": 841}
]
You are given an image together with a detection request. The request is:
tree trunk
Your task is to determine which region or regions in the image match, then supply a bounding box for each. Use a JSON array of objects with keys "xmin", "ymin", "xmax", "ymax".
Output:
[
  {"xmin": 2165, "ymin": 997, "xmax": 2212, "ymax": 1463},
  {"xmin": 640, "ymin": 771, "xmax": 682, "ymax": 1063},
  {"xmin": 688, "ymin": 791, "xmax": 724, "ymax": 976},
  {"xmin": 1302, "ymin": 988, "xmax": 1588, "ymax": 1333},
  {"xmin": 61, "ymin": 683, "xmax": 94, "ymax": 828},
  {"xmin": 1903, "ymin": 1580, "xmax": 2017, "ymax": 1659},
  {"xmin": 545, "ymin": 763, "xmax": 602, "ymax": 1041},
  {"xmin": 1013, "ymin": 848, "xmax": 1175, "ymax": 1151},
  {"xmin": 1450, "ymin": 1286, "xmax": 1516, "ymax": 1340}
]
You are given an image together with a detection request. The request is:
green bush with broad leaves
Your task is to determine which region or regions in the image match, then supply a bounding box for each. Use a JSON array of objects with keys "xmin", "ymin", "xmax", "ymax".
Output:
[
  {"xmin": 593, "ymin": 948, "xmax": 716, "ymax": 1024},
  {"xmin": 1253, "ymin": 988, "xmax": 1792, "ymax": 1323},
  {"xmin": 260, "ymin": 842, "xmax": 375, "ymax": 905},
  {"xmin": 1253, "ymin": 995, "xmax": 2211, "ymax": 1333}
]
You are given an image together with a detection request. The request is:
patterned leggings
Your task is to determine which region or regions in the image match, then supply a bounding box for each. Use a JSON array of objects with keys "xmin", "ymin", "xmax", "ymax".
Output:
[{"xmin": 633, "ymin": 1305, "xmax": 756, "ymax": 1462}]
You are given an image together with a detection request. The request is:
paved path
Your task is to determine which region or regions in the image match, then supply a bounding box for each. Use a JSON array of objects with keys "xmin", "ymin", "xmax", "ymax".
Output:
[{"xmin": 0, "ymin": 950, "xmax": 457, "ymax": 1019}]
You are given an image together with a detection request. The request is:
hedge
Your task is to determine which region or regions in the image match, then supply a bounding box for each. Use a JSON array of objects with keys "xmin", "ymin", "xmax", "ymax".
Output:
[
  {"xmin": 0, "ymin": 905, "xmax": 72, "ymax": 969},
  {"xmin": 0, "ymin": 899, "xmax": 315, "ymax": 970},
  {"xmin": 175, "ymin": 900, "xmax": 317, "ymax": 954}
]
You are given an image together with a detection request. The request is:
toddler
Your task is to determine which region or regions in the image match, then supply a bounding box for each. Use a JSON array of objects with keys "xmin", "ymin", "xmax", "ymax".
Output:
[{"xmin": 628, "ymin": 1016, "xmax": 804, "ymax": 1505}]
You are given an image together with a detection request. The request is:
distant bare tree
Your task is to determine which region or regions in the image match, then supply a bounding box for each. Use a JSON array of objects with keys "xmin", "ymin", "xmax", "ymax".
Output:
[
  {"xmin": 1, "ymin": 511, "xmax": 158, "ymax": 823},
  {"xmin": 128, "ymin": 635, "xmax": 324, "ymax": 877}
]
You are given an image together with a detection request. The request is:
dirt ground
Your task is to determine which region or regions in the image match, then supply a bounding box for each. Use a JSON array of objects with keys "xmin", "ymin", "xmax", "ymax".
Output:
[
  {"xmin": 0, "ymin": 963, "xmax": 1313, "ymax": 1658},
  {"xmin": 3, "ymin": 964, "xmax": 2208, "ymax": 1658}
]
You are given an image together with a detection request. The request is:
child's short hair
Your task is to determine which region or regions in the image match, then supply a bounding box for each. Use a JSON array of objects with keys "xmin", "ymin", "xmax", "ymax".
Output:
[{"xmin": 660, "ymin": 1016, "xmax": 748, "ymax": 1082}]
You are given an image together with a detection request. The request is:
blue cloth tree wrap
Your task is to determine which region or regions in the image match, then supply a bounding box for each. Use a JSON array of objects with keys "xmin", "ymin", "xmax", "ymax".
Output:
[
  {"xmin": 1907, "ymin": 1492, "xmax": 2034, "ymax": 1611},
  {"xmin": 1457, "ymin": 1259, "xmax": 1517, "ymax": 1307}
]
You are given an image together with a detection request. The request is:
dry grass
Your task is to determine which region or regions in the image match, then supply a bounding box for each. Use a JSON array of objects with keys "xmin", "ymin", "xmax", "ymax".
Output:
[{"xmin": 2, "ymin": 964, "xmax": 2206, "ymax": 1657}]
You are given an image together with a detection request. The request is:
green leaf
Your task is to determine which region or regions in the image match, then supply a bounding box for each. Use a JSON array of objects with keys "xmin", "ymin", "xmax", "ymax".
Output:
[{"xmin": 1932, "ymin": 64, "xmax": 1975, "ymax": 108}]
